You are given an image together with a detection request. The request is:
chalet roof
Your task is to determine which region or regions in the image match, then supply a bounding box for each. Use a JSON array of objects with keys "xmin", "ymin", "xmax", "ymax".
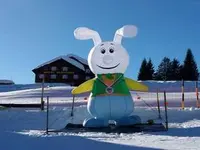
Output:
[
  {"xmin": 67, "ymin": 54, "xmax": 88, "ymax": 65},
  {"xmin": 0, "ymin": 80, "xmax": 14, "ymax": 85},
  {"xmin": 33, "ymin": 54, "xmax": 88, "ymax": 71}
]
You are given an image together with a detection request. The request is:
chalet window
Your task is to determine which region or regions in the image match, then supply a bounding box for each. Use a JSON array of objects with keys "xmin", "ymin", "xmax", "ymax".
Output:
[
  {"xmin": 39, "ymin": 74, "xmax": 44, "ymax": 79},
  {"xmin": 85, "ymin": 76, "xmax": 90, "ymax": 80},
  {"xmin": 62, "ymin": 75, "xmax": 68, "ymax": 79},
  {"xmin": 50, "ymin": 74, "xmax": 57, "ymax": 79},
  {"xmin": 51, "ymin": 66, "xmax": 57, "ymax": 71},
  {"xmin": 73, "ymin": 74, "xmax": 79, "ymax": 80},
  {"xmin": 44, "ymin": 66, "xmax": 48, "ymax": 71},
  {"xmin": 62, "ymin": 67, "xmax": 68, "ymax": 72},
  {"xmin": 85, "ymin": 69, "xmax": 90, "ymax": 73}
]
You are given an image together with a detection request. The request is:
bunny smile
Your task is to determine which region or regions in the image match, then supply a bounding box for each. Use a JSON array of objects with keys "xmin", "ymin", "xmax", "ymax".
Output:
[{"xmin": 97, "ymin": 63, "xmax": 120, "ymax": 69}]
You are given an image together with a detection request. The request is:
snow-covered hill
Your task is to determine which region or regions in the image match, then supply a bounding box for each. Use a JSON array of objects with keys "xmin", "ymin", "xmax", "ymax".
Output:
[
  {"xmin": 0, "ymin": 80, "xmax": 199, "ymax": 93},
  {"xmin": 0, "ymin": 85, "xmax": 198, "ymax": 108},
  {"xmin": 0, "ymin": 83, "xmax": 67, "ymax": 92},
  {"xmin": 140, "ymin": 80, "xmax": 199, "ymax": 92}
]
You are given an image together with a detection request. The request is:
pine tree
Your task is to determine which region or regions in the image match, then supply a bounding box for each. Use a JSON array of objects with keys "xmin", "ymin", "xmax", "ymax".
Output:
[
  {"xmin": 155, "ymin": 57, "xmax": 172, "ymax": 81},
  {"xmin": 146, "ymin": 58, "xmax": 155, "ymax": 80},
  {"xmin": 138, "ymin": 58, "xmax": 148, "ymax": 80},
  {"xmin": 182, "ymin": 49, "xmax": 199, "ymax": 80},
  {"xmin": 170, "ymin": 58, "xmax": 181, "ymax": 80}
]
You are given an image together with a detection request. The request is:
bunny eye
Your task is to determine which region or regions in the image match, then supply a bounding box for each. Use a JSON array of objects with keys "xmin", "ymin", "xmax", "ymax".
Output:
[
  {"xmin": 109, "ymin": 48, "xmax": 114, "ymax": 53},
  {"xmin": 101, "ymin": 49, "xmax": 106, "ymax": 54}
]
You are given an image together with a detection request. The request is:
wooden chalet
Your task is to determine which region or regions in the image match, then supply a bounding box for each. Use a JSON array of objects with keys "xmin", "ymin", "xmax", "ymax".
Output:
[{"xmin": 32, "ymin": 54, "xmax": 95, "ymax": 86}]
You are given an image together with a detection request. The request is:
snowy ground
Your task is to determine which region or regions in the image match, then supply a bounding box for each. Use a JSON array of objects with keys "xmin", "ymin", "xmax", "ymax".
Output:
[{"xmin": 0, "ymin": 84, "xmax": 200, "ymax": 150}]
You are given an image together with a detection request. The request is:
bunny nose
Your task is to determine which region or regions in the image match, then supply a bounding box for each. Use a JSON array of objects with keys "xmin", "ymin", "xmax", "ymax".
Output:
[{"xmin": 103, "ymin": 55, "xmax": 113, "ymax": 65}]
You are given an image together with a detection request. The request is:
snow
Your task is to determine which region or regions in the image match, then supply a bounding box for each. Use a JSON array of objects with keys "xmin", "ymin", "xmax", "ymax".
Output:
[
  {"xmin": 0, "ymin": 79, "xmax": 14, "ymax": 85},
  {"xmin": 1, "ymin": 82, "xmax": 199, "ymax": 107},
  {"xmin": 33, "ymin": 54, "xmax": 87, "ymax": 71},
  {"xmin": 140, "ymin": 80, "xmax": 199, "ymax": 92},
  {"xmin": 65, "ymin": 56, "xmax": 85, "ymax": 71},
  {"xmin": 0, "ymin": 83, "xmax": 67, "ymax": 92},
  {"xmin": 0, "ymin": 83, "xmax": 200, "ymax": 150},
  {"xmin": 67, "ymin": 53, "xmax": 88, "ymax": 65},
  {"xmin": 1, "ymin": 80, "xmax": 199, "ymax": 93}
]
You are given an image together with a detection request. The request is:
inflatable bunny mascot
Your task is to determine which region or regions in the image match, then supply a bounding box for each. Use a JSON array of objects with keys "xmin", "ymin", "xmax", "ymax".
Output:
[{"xmin": 72, "ymin": 25, "xmax": 148, "ymax": 128}]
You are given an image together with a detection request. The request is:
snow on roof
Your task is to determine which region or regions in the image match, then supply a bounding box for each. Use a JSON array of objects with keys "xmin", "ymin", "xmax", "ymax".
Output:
[
  {"xmin": 0, "ymin": 80, "xmax": 14, "ymax": 84},
  {"xmin": 64, "ymin": 56, "xmax": 85, "ymax": 71},
  {"xmin": 34, "ymin": 54, "xmax": 87, "ymax": 71},
  {"xmin": 67, "ymin": 54, "xmax": 88, "ymax": 65}
]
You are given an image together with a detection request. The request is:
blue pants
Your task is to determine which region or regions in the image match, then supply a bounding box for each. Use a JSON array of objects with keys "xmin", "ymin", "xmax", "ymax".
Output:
[{"xmin": 83, "ymin": 95, "xmax": 141, "ymax": 127}]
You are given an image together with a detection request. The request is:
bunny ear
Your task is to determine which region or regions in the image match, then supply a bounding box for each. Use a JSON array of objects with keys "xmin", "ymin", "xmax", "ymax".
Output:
[
  {"xmin": 74, "ymin": 27, "xmax": 102, "ymax": 46},
  {"xmin": 113, "ymin": 25, "xmax": 137, "ymax": 44}
]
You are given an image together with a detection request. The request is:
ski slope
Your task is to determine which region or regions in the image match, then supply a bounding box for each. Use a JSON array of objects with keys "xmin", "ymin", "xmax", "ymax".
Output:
[{"xmin": 0, "ymin": 82, "xmax": 200, "ymax": 150}]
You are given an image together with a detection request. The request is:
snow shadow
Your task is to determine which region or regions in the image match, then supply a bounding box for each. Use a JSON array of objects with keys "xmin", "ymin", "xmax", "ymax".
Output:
[
  {"xmin": 167, "ymin": 108, "xmax": 200, "ymax": 124},
  {"xmin": 149, "ymin": 127, "xmax": 200, "ymax": 137},
  {"xmin": 2, "ymin": 132, "xmax": 159, "ymax": 150}
]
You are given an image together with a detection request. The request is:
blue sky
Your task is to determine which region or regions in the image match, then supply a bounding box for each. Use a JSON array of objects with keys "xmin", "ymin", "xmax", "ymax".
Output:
[{"xmin": 0, "ymin": 0, "xmax": 200, "ymax": 84}]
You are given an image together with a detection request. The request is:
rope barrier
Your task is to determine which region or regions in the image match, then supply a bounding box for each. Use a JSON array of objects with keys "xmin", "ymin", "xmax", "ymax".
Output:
[{"xmin": 134, "ymin": 92, "xmax": 166, "ymax": 122}]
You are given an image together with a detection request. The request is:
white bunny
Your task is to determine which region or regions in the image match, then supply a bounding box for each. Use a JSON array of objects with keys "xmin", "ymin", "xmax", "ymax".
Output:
[{"xmin": 72, "ymin": 25, "xmax": 148, "ymax": 128}]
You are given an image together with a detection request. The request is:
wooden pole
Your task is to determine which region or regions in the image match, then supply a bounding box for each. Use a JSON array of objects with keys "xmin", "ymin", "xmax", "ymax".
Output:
[
  {"xmin": 71, "ymin": 95, "xmax": 75, "ymax": 117},
  {"xmin": 46, "ymin": 96, "xmax": 49, "ymax": 134},
  {"xmin": 156, "ymin": 89, "xmax": 161, "ymax": 119},
  {"xmin": 164, "ymin": 91, "xmax": 168, "ymax": 131},
  {"xmin": 41, "ymin": 77, "xmax": 45, "ymax": 110},
  {"xmin": 195, "ymin": 81, "xmax": 200, "ymax": 108},
  {"xmin": 181, "ymin": 79, "xmax": 185, "ymax": 109}
]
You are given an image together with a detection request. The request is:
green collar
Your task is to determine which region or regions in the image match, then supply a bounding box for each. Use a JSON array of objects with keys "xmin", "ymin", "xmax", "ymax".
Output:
[{"xmin": 97, "ymin": 73, "xmax": 123, "ymax": 79}]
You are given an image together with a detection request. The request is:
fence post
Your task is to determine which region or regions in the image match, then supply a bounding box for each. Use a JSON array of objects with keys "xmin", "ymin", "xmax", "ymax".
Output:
[
  {"xmin": 41, "ymin": 77, "xmax": 45, "ymax": 111},
  {"xmin": 46, "ymin": 96, "xmax": 49, "ymax": 134},
  {"xmin": 164, "ymin": 91, "xmax": 168, "ymax": 131},
  {"xmin": 71, "ymin": 95, "xmax": 75, "ymax": 116},
  {"xmin": 195, "ymin": 81, "xmax": 200, "ymax": 108},
  {"xmin": 156, "ymin": 89, "xmax": 161, "ymax": 119},
  {"xmin": 41, "ymin": 100, "xmax": 45, "ymax": 111},
  {"xmin": 181, "ymin": 79, "xmax": 185, "ymax": 109}
]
